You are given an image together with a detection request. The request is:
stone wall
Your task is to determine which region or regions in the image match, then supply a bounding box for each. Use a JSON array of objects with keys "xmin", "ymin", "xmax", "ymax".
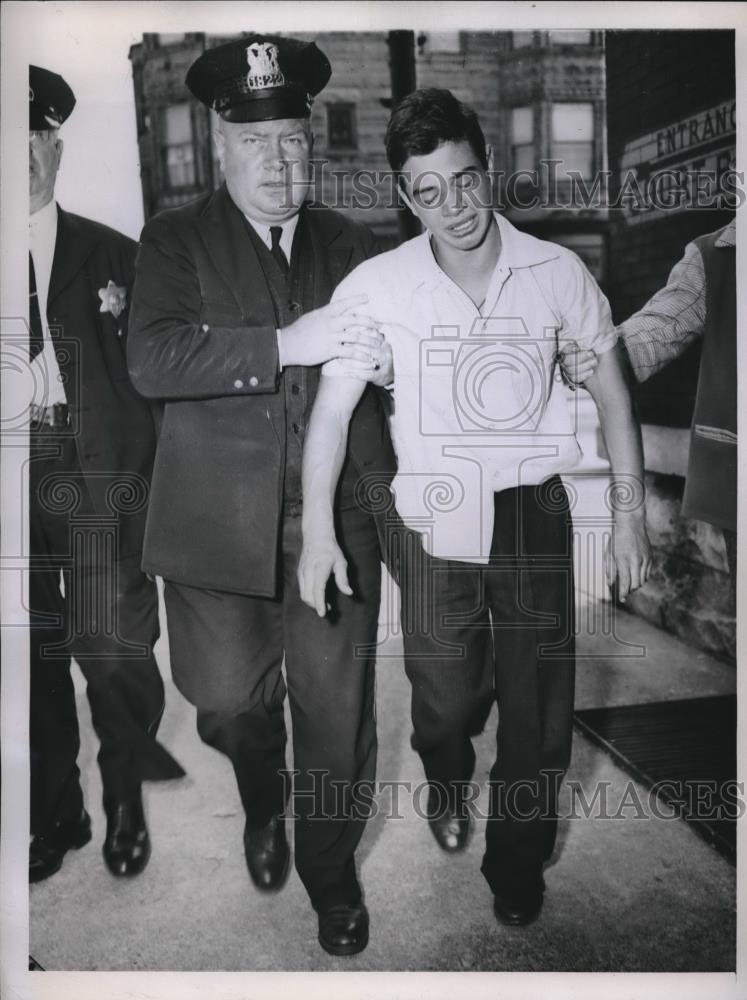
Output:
[
  {"xmin": 625, "ymin": 472, "xmax": 735, "ymax": 664},
  {"xmin": 597, "ymin": 421, "xmax": 735, "ymax": 664}
]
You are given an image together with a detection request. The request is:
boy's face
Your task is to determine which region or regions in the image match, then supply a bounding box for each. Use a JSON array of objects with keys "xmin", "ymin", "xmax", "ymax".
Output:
[{"xmin": 399, "ymin": 140, "xmax": 494, "ymax": 253}]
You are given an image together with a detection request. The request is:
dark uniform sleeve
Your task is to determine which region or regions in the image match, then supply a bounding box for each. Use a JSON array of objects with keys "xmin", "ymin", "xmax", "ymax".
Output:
[
  {"xmin": 107, "ymin": 232, "xmax": 137, "ymax": 350},
  {"xmin": 127, "ymin": 215, "xmax": 280, "ymax": 400},
  {"xmin": 106, "ymin": 232, "xmax": 165, "ymax": 436}
]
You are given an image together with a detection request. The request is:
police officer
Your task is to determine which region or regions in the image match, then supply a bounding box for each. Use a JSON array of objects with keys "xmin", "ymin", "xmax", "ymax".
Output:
[
  {"xmin": 28, "ymin": 65, "xmax": 184, "ymax": 884},
  {"xmin": 128, "ymin": 36, "xmax": 395, "ymax": 956}
]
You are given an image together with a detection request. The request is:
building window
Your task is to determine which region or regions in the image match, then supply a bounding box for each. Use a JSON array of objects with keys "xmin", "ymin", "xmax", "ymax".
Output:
[
  {"xmin": 511, "ymin": 31, "xmax": 536, "ymax": 49},
  {"xmin": 163, "ymin": 103, "xmax": 195, "ymax": 188},
  {"xmin": 326, "ymin": 103, "xmax": 357, "ymax": 151},
  {"xmin": 511, "ymin": 107, "xmax": 535, "ymax": 173},
  {"xmin": 416, "ymin": 31, "xmax": 462, "ymax": 56},
  {"xmin": 548, "ymin": 30, "xmax": 592, "ymax": 45},
  {"xmin": 551, "ymin": 103, "xmax": 594, "ymax": 182}
]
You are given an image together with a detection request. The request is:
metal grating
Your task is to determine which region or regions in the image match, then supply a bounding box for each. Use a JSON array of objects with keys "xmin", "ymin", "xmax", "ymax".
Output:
[{"xmin": 573, "ymin": 695, "xmax": 737, "ymax": 863}]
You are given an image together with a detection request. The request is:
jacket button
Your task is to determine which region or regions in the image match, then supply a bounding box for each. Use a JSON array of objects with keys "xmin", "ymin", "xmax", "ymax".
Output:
[
  {"xmin": 249, "ymin": 376, "xmax": 259, "ymax": 387},
  {"xmin": 291, "ymin": 383, "xmax": 301, "ymax": 395},
  {"xmin": 292, "ymin": 423, "xmax": 300, "ymax": 433},
  {"xmin": 234, "ymin": 379, "xmax": 244, "ymax": 389},
  {"xmin": 202, "ymin": 323, "xmax": 209, "ymax": 332}
]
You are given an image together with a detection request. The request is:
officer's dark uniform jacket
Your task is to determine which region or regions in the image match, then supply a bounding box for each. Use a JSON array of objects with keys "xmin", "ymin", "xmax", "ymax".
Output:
[
  {"xmin": 128, "ymin": 184, "xmax": 395, "ymax": 596},
  {"xmin": 29, "ymin": 206, "xmax": 184, "ymax": 838},
  {"xmin": 48, "ymin": 208, "xmax": 158, "ymax": 555}
]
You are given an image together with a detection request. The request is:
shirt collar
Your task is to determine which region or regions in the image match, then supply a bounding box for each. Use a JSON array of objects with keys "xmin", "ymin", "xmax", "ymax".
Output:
[
  {"xmin": 413, "ymin": 211, "xmax": 561, "ymax": 291},
  {"xmin": 714, "ymin": 218, "xmax": 736, "ymax": 248},
  {"xmin": 243, "ymin": 211, "xmax": 299, "ymax": 249},
  {"xmin": 29, "ymin": 197, "xmax": 58, "ymax": 241},
  {"xmin": 492, "ymin": 211, "xmax": 561, "ymax": 269}
]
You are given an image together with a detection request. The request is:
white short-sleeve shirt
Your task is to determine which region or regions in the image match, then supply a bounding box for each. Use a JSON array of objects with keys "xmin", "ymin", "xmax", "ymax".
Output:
[{"xmin": 324, "ymin": 212, "xmax": 617, "ymax": 563}]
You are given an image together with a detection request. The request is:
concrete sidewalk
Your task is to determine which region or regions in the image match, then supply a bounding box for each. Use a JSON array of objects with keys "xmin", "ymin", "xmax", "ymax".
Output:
[{"xmin": 29, "ymin": 590, "xmax": 737, "ymax": 973}]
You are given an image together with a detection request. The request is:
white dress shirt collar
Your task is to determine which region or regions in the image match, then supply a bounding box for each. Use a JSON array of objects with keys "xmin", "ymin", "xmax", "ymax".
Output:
[
  {"xmin": 243, "ymin": 212, "xmax": 299, "ymax": 262},
  {"xmin": 29, "ymin": 199, "xmax": 65, "ymax": 406},
  {"xmin": 29, "ymin": 197, "xmax": 58, "ymax": 249},
  {"xmin": 413, "ymin": 211, "xmax": 562, "ymax": 293}
]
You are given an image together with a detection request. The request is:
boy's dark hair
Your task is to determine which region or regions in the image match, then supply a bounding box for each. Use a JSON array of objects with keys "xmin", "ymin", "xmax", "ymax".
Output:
[{"xmin": 384, "ymin": 88, "xmax": 488, "ymax": 174}]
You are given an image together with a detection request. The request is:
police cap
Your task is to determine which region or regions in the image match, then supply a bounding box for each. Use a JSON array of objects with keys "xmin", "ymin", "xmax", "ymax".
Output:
[
  {"xmin": 29, "ymin": 65, "xmax": 76, "ymax": 130},
  {"xmin": 186, "ymin": 34, "xmax": 331, "ymax": 123}
]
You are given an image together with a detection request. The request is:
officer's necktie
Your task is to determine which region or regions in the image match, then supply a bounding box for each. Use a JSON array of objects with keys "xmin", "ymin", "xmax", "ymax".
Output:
[
  {"xmin": 28, "ymin": 252, "xmax": 45, "ymax": 361},
  {"xmin": 269, "ymin": 226, "xmax": 290, "ymax": 277}
]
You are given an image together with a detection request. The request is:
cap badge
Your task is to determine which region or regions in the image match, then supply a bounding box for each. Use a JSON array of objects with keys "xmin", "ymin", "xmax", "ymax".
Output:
[{"xmin": 245, "ymin": 42, "xmax": 285, "ymax": 91}]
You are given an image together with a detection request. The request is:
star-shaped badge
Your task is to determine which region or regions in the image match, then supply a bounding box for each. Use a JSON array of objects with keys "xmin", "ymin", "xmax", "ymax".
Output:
[{"xmin": 98, "ymin": 280, "xmax": 127, "ymax": 320}]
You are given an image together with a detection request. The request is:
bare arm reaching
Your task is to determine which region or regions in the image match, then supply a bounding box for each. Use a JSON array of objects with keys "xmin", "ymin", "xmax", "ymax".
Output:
[
  {"xmin": 584, "ymin": 343, "xmax": 653, "ymax": 601},
  {"xmin": 298, "ymin": 374, "xmax": 368, "ymax": 616}
]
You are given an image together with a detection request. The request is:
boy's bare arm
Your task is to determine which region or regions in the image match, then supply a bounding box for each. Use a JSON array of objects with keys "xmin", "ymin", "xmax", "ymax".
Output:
[
  {"xmin": 584, "ymin": 343, "xmax": 653, "ymax": 600},
  {"xmin": 299, "ymin": 374, "xmax": 367, "ymax": 616}
]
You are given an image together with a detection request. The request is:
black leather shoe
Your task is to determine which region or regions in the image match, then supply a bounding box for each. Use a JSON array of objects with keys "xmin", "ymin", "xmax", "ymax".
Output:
[
  {"xmin": 427, "ymin": 788, "xmax": 470, "ymax": 853},
  {"xmin": 493, "ymin": 880, "xmax": 545, "ymax": 927},
  {"xmin": 243, "ymin": 815, "xmax": 290, "ymax": 892},
  {"xmin": 29, "ymin": 810, "xmax": 92, "ymax": 883},
  {"xmin": 103, "ymin": 795, "xmax": 151, "ymax": 877},
  {"xmin": 317, "ymin": 901, "xmax": 369, "ymax": 956}
]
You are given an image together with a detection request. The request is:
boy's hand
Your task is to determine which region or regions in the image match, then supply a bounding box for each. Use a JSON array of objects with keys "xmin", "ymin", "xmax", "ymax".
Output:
[
  {"xmin": 298, "ymin": 534, "xmax": 352, "ymax": 617},
  {"xmin": 604, "ymin": 515, "xmax": 653, "ymax": 601}
]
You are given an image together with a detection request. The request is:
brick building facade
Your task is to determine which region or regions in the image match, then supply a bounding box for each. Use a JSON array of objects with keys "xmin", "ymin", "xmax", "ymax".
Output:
[
  {"xmin": 492, "ymin": 30, "xmax": 608, "ymax": 281},
  {"xmin": 128, "ymin": 30, "xmax": 607, "ymax": 271}
]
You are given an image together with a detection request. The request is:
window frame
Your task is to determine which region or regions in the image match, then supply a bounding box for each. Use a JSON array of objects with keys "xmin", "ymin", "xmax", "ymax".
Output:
[
  {"xmin": 511, "ymin": 31, "xmax": 538, "ymax": 50},
  {"xmin": 510, "ymin": 105, "xmax": 536, "ymax": 176},
  {"xmin": 325, "ymin": 102, "xmax": 358, "ymax": 153},
  {"xmin": 549, "ymin": 101, "xmax": 595, "ymax": 184},
  {"xmin": 161, "ymin": 102, "xmax": 197, "ymax": 191}
]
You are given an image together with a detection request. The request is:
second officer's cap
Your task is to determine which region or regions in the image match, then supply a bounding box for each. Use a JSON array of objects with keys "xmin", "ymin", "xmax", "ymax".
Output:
[
  {"xmin": 186, "ymin": 34, "xmax": 331, "ymax": 123},
  {"xmin": 29, "ymin": 65, "xmax": 76, "ymax": 130}
]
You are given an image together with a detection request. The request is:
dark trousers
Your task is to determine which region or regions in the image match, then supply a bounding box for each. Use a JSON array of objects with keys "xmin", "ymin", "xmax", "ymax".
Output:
[
  {"xmin": 30, "ymin": 430, "xmax": 183, "ymax": 836},
  {"xmin": 397, "ymin": 478, "xmax": 575, "ymax": 894},
  {"xmin": 163, "ymin": 504, "xmax": 381, "ymax": 910}
]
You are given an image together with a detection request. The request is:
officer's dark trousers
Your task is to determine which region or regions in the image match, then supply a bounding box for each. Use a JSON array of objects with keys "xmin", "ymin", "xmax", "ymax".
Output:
[
  {"xmin": 163, "ymin": 504, "xmax": 380, "ymax": 911},
  {"xmin": 30, "ymin": 429, "xmax": 183, "ymax": 838},
  {"xmin": 397, "ymin": 478, "xmax": 575, "ymax": 895}
]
